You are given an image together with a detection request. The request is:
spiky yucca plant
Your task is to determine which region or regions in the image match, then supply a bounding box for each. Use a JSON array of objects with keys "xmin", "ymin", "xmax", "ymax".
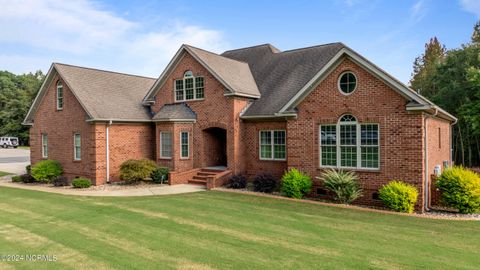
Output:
[{"xmin": 317, "ymin": 169, "xmax": 362, "ymax": 204}]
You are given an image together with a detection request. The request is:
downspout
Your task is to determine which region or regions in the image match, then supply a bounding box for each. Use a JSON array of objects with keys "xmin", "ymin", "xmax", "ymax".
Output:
[
  {"xmin": 106, "ymin": 120, "xmax": 112, "ymax": 183},
  {"xmin": 423, "ymin": 107, "xmax": 438, "ymax": 212},
  {"xmin": 450, "ymin": 118, "xmax": 458, "ymax": 166}
]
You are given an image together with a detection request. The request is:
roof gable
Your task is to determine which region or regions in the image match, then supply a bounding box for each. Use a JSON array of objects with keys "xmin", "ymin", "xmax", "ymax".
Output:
[
  {"xmin": 24, "ymin": 63, "xmax": 156, "ymax": 124},
  {"xmin": 275, "ymin": 46, "xmax": 456, "ymax": 122},
  {"xmin": 143, "ymin": 45, "xmax": 260, "ymax": 103},
  {"xmin": 222, "ymin": 43, "xmax": 345, "ymax": 116}
]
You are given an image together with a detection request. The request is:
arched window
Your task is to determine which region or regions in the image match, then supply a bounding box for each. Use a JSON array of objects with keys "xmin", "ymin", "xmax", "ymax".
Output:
[
  {"xmin": 320, "ymin": 114, "xmax": 379, "ymax": 169},
  {"xmin": 184, "ymin": 70, "xmax": 193, "ymax": 77},
  {"xmin": 339, "ymin": 114, "xmax": 357, "ymax": 123},
  {"xmin": 56, "ymin": 80, "xmax": 63, "ymax": 110},
  {"xmin": 174, "ymin": 70, "xmax": 204, "ymax": 101}
]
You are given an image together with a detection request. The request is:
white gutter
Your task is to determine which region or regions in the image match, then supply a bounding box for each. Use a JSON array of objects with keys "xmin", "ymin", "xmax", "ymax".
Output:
[
  {"xmin": 106, "ymin": 120, "xmax": 112, "ymax": 183},
  {"xmin": 424, "ymin": 108, "xmax": 438, "ymax": 212}
]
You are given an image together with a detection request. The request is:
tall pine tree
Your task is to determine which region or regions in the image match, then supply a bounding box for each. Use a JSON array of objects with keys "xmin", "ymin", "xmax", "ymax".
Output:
[{"xmin": 409, "ymin": 37, "xmax": 446, "ymax": 97}]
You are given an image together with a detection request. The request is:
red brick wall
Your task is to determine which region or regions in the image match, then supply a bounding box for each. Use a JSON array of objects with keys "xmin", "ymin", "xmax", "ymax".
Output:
[
  {"xmin": 106, "ymin": 123, "xmax": 155, "ymax": 182},
  {"xmin": 241, "ymin": 121, "xmax": 288, "ymax": 179},
  {"xmin": 426, "ymin": 117, "xmax": 451, "ymax": 207},
  {"xmin": 151, "ymin": 52, "xmax": 251, "ymax": 174},
  {"xmin": 289, "ymin": 58, "xmax": 426, "ymax": 209},
  {"xmin": 426, "ymin": 117, "xmax": 451, "ymax": 176},
  {"xmin": 30, "ymin": 73, "xmax": 96, "ymax": 181}
]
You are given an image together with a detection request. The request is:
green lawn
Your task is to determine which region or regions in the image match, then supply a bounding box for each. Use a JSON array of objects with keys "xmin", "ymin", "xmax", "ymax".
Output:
[
  {"xmin": 16, "ymin": 146, "xmax": 30, "ymax": 150},
  {"xmin": 0, "ymin": 171, "xmax": 11, "ymax": 177},
  {"xmin": 0, "ymin": 188, "xmax": 478, "ymax": 269}
]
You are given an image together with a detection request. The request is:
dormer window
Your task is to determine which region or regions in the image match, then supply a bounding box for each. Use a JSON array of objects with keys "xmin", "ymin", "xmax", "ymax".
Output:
[
  {"xmin": 174, "ymin": 70, "xmax": 204, "ymax": 101},
  {"xmin": 56, "ymin": 80, "xmax": 63, "ymax": 110}
]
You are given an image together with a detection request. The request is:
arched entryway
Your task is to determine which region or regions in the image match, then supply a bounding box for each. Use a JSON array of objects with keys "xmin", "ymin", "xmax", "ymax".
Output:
[{"xmin": 203, "ymin": 127, "xmax": 227, "ymax": 167}]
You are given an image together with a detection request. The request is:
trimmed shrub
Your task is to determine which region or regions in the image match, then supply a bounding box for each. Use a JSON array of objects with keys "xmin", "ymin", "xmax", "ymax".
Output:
[
  {"xmin": 26, "ymin": 165, "xmax": 31, "ymax": 175},
  {"xmin": 281, "ymin": 168, "xmax": 312, "ymax": 199},
  {"xmin": 72, "ymin": 177, "xmax": 92, "ymax": 188},
  {"xmin": 151, "ymin": 167, "xmax": 170, "ymax": 184},
  {"xmin": 31, "ymin": 160, "xmax": 63, "ymax": 183},
  {"xmin": 253, "ymin": 173, "xmax": 278, "ymax": 193},
  {"xmin": 120, "ymin": 159, "xmax": 157, "ymax": 183},
  {"xmin": 436, "ymin": 166, "xmax": 480, "ymax": 214},
  {"xmin": 226, "ymin": 174, "xmax": 247, "ymax": 189},
  {"xmin": 319, "ymin": 169, "xmax": 362, "ymax": 204},
  {"xmin": 379, "ymin": 181, "xmax": 418, "ymax": 213},
  {"xmin": 53, "ymin": 176, "xmax": 69, "ymax": 187},
  {"xmin": 14, "ymin": 174, "xmax": 36, "ymax": 183}
]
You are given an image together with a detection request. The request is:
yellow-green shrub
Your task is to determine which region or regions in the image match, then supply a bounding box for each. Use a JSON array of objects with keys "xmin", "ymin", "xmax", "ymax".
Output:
[
  {"xmin": 281, "ymin": 168, "xmax": 312, "ymax": 199},
  {"xmin": 436, "ymin": 166, "xmax": 480, "ymax": 214},
  {"xmin": 120, "ymin": 159, "xmax": 157, "ymax": 183},
  {"xmin": 379, "ymin": 181, "xmax": 418, "ymax": 213}
]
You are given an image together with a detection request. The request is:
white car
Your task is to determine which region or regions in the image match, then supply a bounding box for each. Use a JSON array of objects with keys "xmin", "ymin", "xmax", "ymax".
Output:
[{"xmin": 0, "ymin": 137, "xmax": 19, "ymax": 148}]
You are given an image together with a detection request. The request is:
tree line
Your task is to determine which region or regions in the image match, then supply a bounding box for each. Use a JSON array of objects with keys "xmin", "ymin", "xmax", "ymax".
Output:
[
  {"xmin": 410, "ymin": 21, "xmax": 480, "ymax": 167},
  {"xmin": 0, "ymin": 70, "xmax": 44, "ymax": 145}
]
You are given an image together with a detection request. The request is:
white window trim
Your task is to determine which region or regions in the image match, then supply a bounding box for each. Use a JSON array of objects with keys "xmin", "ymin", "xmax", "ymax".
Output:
[
  {"xmin": 74, "ymin": 133, "xmax": 81, "ymax": 161},
  {"xmin": 56, "ymin": 81, "xmax": 63, "ymax": 110},
  {"xmin": 258, "ymin": 130, "xmax": 287, "ymax": 161},
  {"xmin": 159, "ymin": 132, "xmax": 172, "ymax": 159},
  {"xmin": 319, "ymin": 119, "xmax": 380, "ymax": 170},
  {"xmin": 174, "ymin": 72, "xmax": 205, "ymax": 102},
  {"xmin": 338, "ymin": 71, "xmax": 357, "ymax": 96},
  {"xmin": 41, "ymin": 133, "xmax": 48, "ymax": 158},
  {"xmin": 180, "ymin": 132, "xmax": 189, "ymax": 159}
]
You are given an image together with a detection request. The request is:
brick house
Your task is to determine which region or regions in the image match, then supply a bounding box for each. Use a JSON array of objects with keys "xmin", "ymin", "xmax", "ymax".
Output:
[{"xmin": 24, "ymin": 43, "xmax": 456, "ymax": 211}]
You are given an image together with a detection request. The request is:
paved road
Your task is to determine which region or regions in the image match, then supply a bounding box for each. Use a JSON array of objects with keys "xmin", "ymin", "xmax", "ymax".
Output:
[{"xmin": 0, "ymin": 148, "xmax": 30, "ymax": 175}]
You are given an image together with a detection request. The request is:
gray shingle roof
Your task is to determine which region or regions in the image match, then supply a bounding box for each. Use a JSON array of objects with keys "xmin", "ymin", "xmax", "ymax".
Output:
[
  {"xmin": 185, "ymin": 45, "xmax": 260, "ymax": 98},
  {"xmin": 152, "ymin": 103, "xmax": 196, "ymax": 121},
  {"xmin": 221, "ymin": 43, "xmax": 345, "ymax": 116},
  {"xmin": 54, "ymin": 63, "xmax": 156, "ymax": 120}
]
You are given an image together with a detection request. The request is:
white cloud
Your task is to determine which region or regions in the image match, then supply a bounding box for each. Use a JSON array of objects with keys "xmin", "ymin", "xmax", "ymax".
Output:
[
  {"xmin": 410, "ymin": 0, "xmax": 427, "ymax": 22},
  {"xmin": 0, "ymin": 0, "xmax": 229, "ymax": 77},
  {"xmin": 460, "ymin": 0, "xmax": 480, "ymax": 17}
]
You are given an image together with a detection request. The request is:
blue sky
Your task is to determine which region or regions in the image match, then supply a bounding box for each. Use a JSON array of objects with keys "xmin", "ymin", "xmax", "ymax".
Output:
[{"xmin": 0, "ymin": 0, "xmax": 478, "ymax": 84}]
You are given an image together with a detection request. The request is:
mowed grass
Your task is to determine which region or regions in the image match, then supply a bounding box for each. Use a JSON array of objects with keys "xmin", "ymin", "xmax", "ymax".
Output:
[
  {"xmin": 0, "ymin": 188, "xmax": 479, "ymax": 269},
  {"xmin": 0, "ymin": 171, "xmax": 11, "ymax": 177}
]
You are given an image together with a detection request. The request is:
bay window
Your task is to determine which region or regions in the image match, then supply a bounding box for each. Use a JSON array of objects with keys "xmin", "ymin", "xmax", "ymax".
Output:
[
  {"xmin": 160, "ymin": 132, "xmax": 172, "ymax": 158},
  {"xmin": 180, "ymin": 132, "xmax": 189, "ymax": 159}
]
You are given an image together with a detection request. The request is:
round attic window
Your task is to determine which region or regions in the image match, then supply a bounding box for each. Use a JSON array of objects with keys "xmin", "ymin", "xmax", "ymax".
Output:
[{"xmin": 338, "ymin": 72, "xmax": 357, "ymax": 95}]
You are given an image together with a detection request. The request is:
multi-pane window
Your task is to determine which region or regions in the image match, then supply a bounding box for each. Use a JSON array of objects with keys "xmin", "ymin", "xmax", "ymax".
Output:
[
  {"xmin": 160, "ymin": 132, "xmax": 172, "ymax": 158},
  {"xmin": 320, "ymin": 125, "xmax": 336, "ymax": 166},
  {"xmin": 41, "ymin": 133, "xmax": 48, "ymax": 158},
  {"xmin": 180, "ymin": 132, "xmax": 189, "ymax": 158},
  {"xmin": 174, "ymin": 70, "xmax": 205, "ymax": 101},
  {"xmin": 56, "ymin": 81, "xmax": 63, "ymax": 110},
  {"xmin": 320, "ymin": 115, "xmax": 379, "ymax": 169},
  {"xmin": 361, "ymin": 124, "xmax": 379, "ymax": 168},
  {"xmin": 74, "ymin": 133, "xmax": 81, "ymax": 160},
  {"xmin": 338, "ymin": 72, "xmax": 357, "ymax": 94},
  {"xmin": 259, "ymin": 130, "xmax": 286, "ymax": 160}
]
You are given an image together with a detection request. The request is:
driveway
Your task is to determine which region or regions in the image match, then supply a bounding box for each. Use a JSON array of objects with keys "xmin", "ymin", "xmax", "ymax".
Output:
[{"xmin": 0, "ymin": 148, "xmax": 30, "ymax": 175}]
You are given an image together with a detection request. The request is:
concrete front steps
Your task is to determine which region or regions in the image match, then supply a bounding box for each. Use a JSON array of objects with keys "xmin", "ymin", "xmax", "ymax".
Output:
[{"xmin": 188, "ymin": 168, "xmax": 226, "ymax": 186}]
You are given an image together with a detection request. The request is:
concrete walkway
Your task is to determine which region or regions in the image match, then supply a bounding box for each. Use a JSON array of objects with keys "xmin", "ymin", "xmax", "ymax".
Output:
[{"xmin": 0, "ymin": 177, "xmax": 205, "ymax": 197}]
